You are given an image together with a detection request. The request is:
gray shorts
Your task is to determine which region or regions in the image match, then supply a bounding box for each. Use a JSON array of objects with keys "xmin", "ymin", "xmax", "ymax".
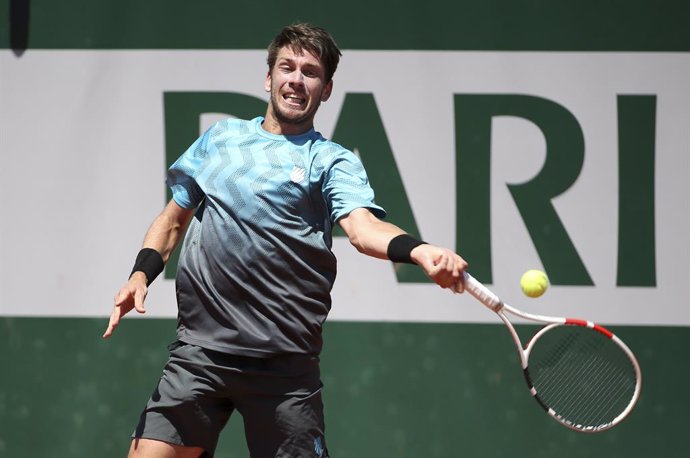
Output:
[{"xmin": 133, "ymin": 341, "xmax": 329, "ymax": 458}]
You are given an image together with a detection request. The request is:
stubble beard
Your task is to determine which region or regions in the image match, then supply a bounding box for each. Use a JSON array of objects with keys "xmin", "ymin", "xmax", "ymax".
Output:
[{"xmin": 270, "ymin": 91, "xmax": 321, "ymax": 127}]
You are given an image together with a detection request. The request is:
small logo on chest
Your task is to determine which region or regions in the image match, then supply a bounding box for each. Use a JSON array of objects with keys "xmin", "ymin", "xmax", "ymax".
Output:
[{"xmin": 290, "ymin": 166, "xmax": 306, "ymax": 183}]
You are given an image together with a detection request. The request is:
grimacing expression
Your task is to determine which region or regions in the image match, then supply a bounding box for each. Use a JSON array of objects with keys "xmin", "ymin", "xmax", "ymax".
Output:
[{"xmin": 264, "ymin": 46, "xmax": 333, "ymax": 129}]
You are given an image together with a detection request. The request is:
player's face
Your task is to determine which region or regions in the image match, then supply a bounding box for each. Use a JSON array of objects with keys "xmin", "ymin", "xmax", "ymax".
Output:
[{"xmin": 263, "ymin": 46, "xmax": 333, "ymax": 135}]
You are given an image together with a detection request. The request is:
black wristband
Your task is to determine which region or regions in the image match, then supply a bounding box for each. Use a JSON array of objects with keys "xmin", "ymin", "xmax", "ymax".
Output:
[
  {"xmin": 387, "ymin": 234, "xmax": 426, "ymax": 264},
  {"xmin": 130, "ymin": 248, "xmax": 165, "ymax": 286}
]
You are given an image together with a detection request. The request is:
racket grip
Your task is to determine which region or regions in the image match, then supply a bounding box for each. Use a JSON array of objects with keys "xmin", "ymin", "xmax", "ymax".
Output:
[{"xmin": 462, "ymin": 272, "xmax": 503, "ymax": 311}]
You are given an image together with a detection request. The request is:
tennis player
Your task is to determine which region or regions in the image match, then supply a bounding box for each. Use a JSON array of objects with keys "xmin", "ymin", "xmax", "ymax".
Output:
[{"xmin": 104, "ymin": 23, "xmax": 467, "ymax": 458}]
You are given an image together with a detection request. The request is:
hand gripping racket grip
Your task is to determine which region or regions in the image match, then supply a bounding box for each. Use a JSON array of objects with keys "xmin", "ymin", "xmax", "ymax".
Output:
[{"xmin": 462, "ymin": 272, "xmax": 503, "ymax": 312}]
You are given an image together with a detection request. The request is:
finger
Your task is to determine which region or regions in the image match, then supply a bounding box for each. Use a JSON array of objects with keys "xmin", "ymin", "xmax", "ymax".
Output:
[
  {"xmin": 451, "ymin": 255, "xmax": 462, "ymax": 277},
  {"xmin": 452, "ymin": 257, "xmax": 468, "ymax": 293},
  {"xmin": 114, "ymin": 289, "xmax": 129, "ymax": 307},
  {"xmin": 451, "ymin": 281, "xmax": 459, "ymax": 294},
  {"xmin": 102, "ymin": 308, "xmax": 120, "ymax": 339},
  {"xmin": 446, "ymin": 252, "xmax": 461, "ymax": 273},
  {"xmin": 453, "ymin": 277, "xmax": 465, "ymax": 294},
  {"xmin": 102, "ymin": 322, "xmax": 115, "ymax": 339},
  {"xmin": 433, "ymin": 252, "xmax": 450, "ymax": 273},
  {"xmin": 433, "ymin": 257, "xmax": 456, "ymax": 288},
  {"xmin": 133, "ymin": 288, "xmax": 147, "ymax": 314},
  {"xmin": 441, "ymin": 253, "xmax": 458, "ymax": 279},
  {"xmin": 432, "ymin": 246, "xmax": 447, "ymax": 263},
  {"xmin": 444, "ymin": 252, "xmax": 457, "ymax": 275}
]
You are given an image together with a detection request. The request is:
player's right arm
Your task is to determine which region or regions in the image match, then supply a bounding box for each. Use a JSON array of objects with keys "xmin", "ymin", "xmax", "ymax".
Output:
[{"xmin": 102, "ymin": 199, "xmax": 195, "ymax": 338}]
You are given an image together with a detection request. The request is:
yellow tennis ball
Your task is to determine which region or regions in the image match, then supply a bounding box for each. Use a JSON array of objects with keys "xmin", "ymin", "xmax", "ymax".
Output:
[{"xmin": 520, "ymin": 270, "xmax": 549, "ymax": 298}]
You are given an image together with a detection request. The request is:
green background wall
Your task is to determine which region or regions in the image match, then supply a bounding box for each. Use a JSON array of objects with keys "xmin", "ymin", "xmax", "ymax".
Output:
[
  {"xmin": 1, "ymin": 318, "xmax": 684, "ymax": 457},
  {"xmin": 2, "ymin": 0, "xmax": 690, "ymax": 51},
  {"xmin": 2, "ymin": 1, "xmax": 688, "ymax": 456}
]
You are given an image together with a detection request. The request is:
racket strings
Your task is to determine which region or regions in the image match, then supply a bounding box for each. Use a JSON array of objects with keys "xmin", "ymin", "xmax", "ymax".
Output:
[
  {"xmin": 539, "ymin": 343, "xmax": 627, "ymax": 419},
  {"xmin": 534, "ymin": 333, "xmax": 634, "ymax": 425},
  {"xmin": 536, "ymin": 340, "xmax": 633, "ymax": 423},
  {"xmin": 527, "ymin": 326, "xmax": 637, "ymax": 429},
  {"xmin": 550, "ymin": 355, "xmax": 632, "ymax": 426}
]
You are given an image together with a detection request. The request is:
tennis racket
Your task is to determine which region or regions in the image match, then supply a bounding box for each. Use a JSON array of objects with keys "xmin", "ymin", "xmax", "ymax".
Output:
[{"xmin": 462, "ymin": 272, "xmax": 642, "ymax": 433}]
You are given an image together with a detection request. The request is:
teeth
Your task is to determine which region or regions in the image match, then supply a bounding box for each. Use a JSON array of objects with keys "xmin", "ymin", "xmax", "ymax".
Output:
[{"xmin": 285, "ymin": 95, "xmax": 304, "ymax": 104}]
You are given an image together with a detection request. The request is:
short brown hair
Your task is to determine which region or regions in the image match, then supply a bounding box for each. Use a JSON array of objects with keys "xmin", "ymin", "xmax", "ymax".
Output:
[{"xmin": 267, "ymin": 23, "xmax": 342, "ymax": 82}]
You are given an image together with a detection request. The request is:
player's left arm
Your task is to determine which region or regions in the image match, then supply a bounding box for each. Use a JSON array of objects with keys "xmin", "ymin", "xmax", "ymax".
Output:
[{"xmin": 338, "ymin": 208, "xmax": 468, "ymax": 290}]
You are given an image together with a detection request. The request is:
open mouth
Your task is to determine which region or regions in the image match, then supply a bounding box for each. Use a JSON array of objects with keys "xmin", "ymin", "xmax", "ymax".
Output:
[{"xmin": 283, "ymin": 93, "xmax": 306, "ymax": 107}]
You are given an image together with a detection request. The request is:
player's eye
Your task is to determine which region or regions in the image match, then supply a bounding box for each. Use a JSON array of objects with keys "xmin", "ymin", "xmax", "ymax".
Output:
[{"xmin": 303, "ymin": 68, "xmax": 321, "ymax": 78}]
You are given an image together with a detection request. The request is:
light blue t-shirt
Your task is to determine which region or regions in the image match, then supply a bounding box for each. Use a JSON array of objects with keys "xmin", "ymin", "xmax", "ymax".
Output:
[{"xmin": 166, "ymin": 116, "xmax": 386, "ymax": 356}]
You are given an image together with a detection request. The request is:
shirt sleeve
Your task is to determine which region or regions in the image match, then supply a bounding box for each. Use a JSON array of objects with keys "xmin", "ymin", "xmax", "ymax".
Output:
[
  {"xmin": 323, "ymin": 149, "xmax": 386, "ymax": 223},
  {"xmin": 165, "ymin": 126, "xmax": 213, "ymax": 209}
]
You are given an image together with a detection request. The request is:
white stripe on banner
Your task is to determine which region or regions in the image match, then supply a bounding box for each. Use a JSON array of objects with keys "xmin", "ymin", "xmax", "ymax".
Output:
[{"xmin": 1, "ymin": 51, "xmax": 688, "ymax": 325}]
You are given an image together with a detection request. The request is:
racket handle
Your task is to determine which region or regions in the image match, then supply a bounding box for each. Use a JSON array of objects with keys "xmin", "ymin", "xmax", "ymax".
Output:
[{"xmin": 462, "ymin": 272, "xmax": 503, "ymax": 311}]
